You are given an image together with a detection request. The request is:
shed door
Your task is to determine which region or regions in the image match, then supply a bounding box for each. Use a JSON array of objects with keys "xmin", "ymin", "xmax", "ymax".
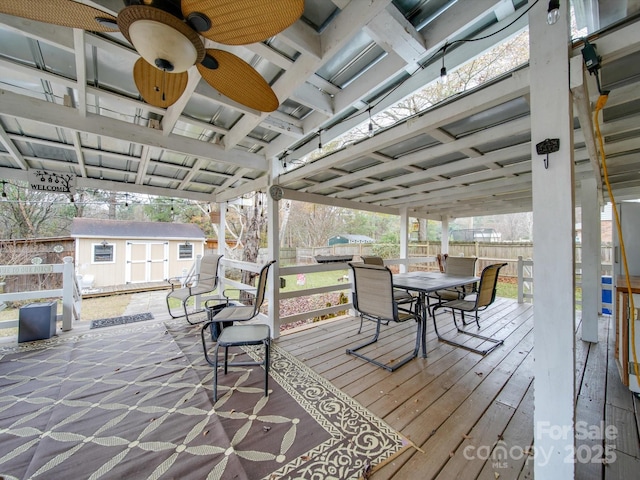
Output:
[{"xmin": 125, "ymin": 241, "xmax": 168, "ymax": 283}]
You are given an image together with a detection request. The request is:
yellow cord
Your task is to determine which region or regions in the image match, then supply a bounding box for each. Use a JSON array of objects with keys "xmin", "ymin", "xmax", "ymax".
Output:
[{"xmin": 594, "ymin": 94, "xmax": 640, "ymax": 383}]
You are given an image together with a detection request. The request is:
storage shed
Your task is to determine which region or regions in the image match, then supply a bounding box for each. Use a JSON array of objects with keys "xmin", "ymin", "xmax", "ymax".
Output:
[
  {"xmin": 71, "ymin": 219, "xmax": 206, "ymax": 288},
  {"xmin": 328, "ymin": 234, "xmax": 375, "ymax": 246}
]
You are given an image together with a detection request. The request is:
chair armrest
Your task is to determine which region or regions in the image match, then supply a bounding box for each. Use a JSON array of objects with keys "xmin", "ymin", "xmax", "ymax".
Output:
[
  {"xmin": 204, "ymin": 298, "xmax": 228, "ymax": 309},
  {"xmin": 188, "ymin": 274, "xmax": 219, "ymax": 289},
  {"xmin": 167, "ymin": 276, "xmax": 185, "ymax": 291},
  {"xmin": 201, "ymin": 321, "xmax": 216, "ymax": 366},
  {"xmin": 223, "ymin": 287, "xmax": 258, "ymax": 304}
]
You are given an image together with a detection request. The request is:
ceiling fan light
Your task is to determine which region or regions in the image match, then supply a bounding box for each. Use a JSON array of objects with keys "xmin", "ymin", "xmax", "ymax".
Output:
[
  {"xmin": 128, "ymin": 19, "xmax": 198, "ymax": 73},
  {"xmin": 95, "ymin": 17, "xmax": 118, "ymax": 29},
  {"xmin": 187, "ymin": 12, "xmax": 211, "ymax": 32},
  {"xmin": 201, "ymin": 54, "xmax": 219, "ymax": 70}
]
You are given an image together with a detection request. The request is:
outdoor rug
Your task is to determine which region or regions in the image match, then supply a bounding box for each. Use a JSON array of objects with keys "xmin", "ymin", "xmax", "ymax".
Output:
[
  {"xmin": 89, "ymin": 312, "xmax": 155, "ymax": 329},
  {"xmin": 0, "ymin": 320, "xmax": 410, "ymax": 479}
]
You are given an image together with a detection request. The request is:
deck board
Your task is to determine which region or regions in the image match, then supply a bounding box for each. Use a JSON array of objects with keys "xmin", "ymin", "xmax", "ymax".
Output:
[
  {"xmin": 276, "ymin": 298, "xmax": 640, "ymax": 479},
  {"xmin": 576, "ymin": 314, "xmax": 610, "ymax": 480}
]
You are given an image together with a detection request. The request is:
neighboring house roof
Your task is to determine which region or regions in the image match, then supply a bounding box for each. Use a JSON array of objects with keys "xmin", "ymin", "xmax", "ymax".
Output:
[
  {"xmin": 70, "ymin": 218, "xmax": 205, "ymax": 240},
  {"xmin": 330, "ymin": 234, "xmax": 375, "ymax": 243}
]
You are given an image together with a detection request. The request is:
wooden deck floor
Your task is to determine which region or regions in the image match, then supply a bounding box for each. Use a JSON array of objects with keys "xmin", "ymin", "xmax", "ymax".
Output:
[{"xmin": 276, "ymin": 298, "xmax": 640, "ymax": 479}]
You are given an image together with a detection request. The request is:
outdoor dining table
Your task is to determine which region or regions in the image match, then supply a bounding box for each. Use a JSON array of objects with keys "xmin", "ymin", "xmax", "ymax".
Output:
[{"xmin": 393, "ymin": 271, "xmax": 480, "ymax": 355}]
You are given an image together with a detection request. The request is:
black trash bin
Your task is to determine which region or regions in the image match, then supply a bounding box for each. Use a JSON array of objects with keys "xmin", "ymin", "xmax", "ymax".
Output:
[
  {"xmin": 18, "ymin": 301, "xmax": 57, "ymax": 343},
  {"xmin": 205, "ymin": 302, "xmax": 235, "ymax": 341}
]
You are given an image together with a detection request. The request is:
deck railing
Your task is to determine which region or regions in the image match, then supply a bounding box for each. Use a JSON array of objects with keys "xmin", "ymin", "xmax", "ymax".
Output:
[
  {"xmin": 515, "ymin": 256, "xmax": 614, "ymax": 313},
  {"xmin": 272, "ymin": 256, "xmax": 435, "ymax": 330},
  {"xmin": 0, "ymin": 257, "xmax": 81, "ymax": 333},
  {"xmin": 0, "ymin": 255, "xmax": 614, "ymax": 336}
]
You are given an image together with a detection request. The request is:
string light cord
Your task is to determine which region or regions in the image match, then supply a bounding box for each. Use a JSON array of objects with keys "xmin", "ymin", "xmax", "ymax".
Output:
[
  {"xmin": 300, "ymin": 0, "xmax": 541, "ymax": 155},
  {"xmin": 594, "ymin": 93, "xmax": 640, "ymax": 382}
]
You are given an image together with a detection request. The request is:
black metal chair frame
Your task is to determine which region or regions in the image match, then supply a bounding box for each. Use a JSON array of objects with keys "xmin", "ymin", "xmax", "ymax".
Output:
[
  {"xmin": 348, "ymin": 262, "xmax": 424, "ymax": 372},
  {"xmin": 426, "ymin": 256, "xmax": 478, "ymax": 319},
  {"xmin": 432, "ymin": 263, "xmax": 507, "ymax": 355},
  {"xmin": 200, "ymin": 260, "xmax": 275, "ymax": 402},
  {"xmin": 166, "ymin": 254, "xmax": 223, "ymax": 324}
]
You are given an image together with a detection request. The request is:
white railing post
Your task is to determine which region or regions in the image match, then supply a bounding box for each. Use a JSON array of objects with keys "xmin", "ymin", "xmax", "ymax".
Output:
[
  {"xmin": 193, "ymin": 254, "xmax": 203, "ymax": 311},
  {"xmin": 517, "ymin": 256, "xmax": 524, "ymax": 304},
  {"xmin": 62, "ymin": 256, "xmax": 74, "ymax": 331}
]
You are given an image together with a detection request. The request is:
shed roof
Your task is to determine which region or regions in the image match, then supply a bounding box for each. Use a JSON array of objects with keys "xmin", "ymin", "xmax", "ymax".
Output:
[
  {"xmin": 330, "ymin": 234, "xmax": 375, "ymax": 243},
  {"xmin": 70, "ymin": 218, "xmax": 205, "ymax": 240}
]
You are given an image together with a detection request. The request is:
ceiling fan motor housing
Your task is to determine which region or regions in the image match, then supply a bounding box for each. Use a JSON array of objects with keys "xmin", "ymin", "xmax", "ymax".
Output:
[
  {"xmin": 124, "ymin": 0, "xmax": 183, "ymax": 20},
  {"xmin": 0, "ymin": 0, "xmax": 304, "ymax": 111},
  {"xmin": 119, "ymin": 4, "xmax": 205, "ymax": 73}
]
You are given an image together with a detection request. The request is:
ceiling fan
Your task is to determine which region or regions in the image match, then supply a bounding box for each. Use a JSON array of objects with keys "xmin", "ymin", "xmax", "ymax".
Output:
[{"xmin": 0, "ymin": 0, "xmax": 305, "ymax": 111}]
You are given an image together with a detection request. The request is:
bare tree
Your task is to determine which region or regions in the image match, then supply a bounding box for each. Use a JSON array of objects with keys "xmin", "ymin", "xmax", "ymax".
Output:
[
  {"xmin": 285, "ymin": 202, "xmax": 347, "ymax": 247},
  {"xmin": 0, "ymin": 181, "xmax": 74, "ymax": 238}
]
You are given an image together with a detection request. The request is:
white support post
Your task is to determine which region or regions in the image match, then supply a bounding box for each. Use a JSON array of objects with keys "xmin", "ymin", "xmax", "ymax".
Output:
[
  {"xmin": 581, "ymin": 177, "xmax": 600, "ymax": 342},
  {"xmin": 400, "ymin": 208, "xmax": 409, "ymax": 273},
  {"xmin": 218, "ymin": 204, "xmax": 226, "ymax": 290},
  {"xmin": 61, "ymin": 256, "xmax": 74, "ymax": 331},
  {"xmin": 267, "ymin": 160, "xmax": 282, "ymax": 339},
  {"xmin": 267, "ymin": 194, "xmax": 281, "ymax": 339},
  {"xmin": 441, "ymin": 216, "xmax": 450, "ymax": 254},
  {"xmin": 217, "ymin": 205, "xmax": 225, "ymax": 257},
  {"xmin": 529, "ymin": 1, "xmax": 576, "ymax": 478}
]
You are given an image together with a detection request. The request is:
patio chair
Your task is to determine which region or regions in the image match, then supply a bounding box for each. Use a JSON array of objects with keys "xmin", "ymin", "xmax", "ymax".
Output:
[
  {"xmin": 166, "ymin": 254, "xmax": 222, "ymax": 324},
  {"xmin": 432, "ymin": 263, "xmax": 507, "ymax": 355},
  {"xmin": 360, "ymin": 256, "xmax": 415, "ymax": 325},
  {"xmin": 200, "ymin": 260, "xmax": 275, "ymax": 402},
  {"xmin": 427, "ymin": 256, "xmax": 478, "ymax": 316},
  {"xmin": 347, "ymin": 262, "xmax": 424, "ymax": 372}
]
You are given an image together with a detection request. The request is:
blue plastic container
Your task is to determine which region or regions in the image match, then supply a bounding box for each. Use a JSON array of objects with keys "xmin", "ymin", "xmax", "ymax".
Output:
[{"xmin": 602, "ymin": 276, "xmax": 612, "ymax": 314}]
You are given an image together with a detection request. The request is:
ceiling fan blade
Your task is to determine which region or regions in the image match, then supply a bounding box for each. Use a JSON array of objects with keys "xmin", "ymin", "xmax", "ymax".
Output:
[
  {"xmin": 0, "ymin": 0, "xmax": 118, "ymax": 32},
  {"xmin": 197, "ymin": 49, "xmax": 279, "ymax": 112},
  {"xmin": 181, "ymin": 0, "xmax": 304, "ymax": 45},
  {"xmin": 133, "ymin": 58, "xmax": 188, "ymax": 109}
]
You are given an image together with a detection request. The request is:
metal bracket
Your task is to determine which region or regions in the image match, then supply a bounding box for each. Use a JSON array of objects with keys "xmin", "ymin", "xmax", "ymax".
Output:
[{"xmin": 536, "ymin": 138, "xmax": 560, "ymax": 169}]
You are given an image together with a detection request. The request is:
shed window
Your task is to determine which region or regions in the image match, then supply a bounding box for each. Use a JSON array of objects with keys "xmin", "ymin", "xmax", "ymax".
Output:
[
  {"xmin": 178, "ymin": 243, "xmax": 193, "ymax": 260},
  {"xmin": 93, "ymin": 243, "xmax": 114, "ymax": 263}
]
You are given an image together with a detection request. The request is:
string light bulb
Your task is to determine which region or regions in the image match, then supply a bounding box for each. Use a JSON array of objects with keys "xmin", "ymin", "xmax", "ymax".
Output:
[
  {"xmin": 547, "ymin": 0, "xmax": 560, "ymax": 25},
  {"xmin": 439, "ymin": 43, "xmax": 448, "ymax": 85},
  {"xmin": 318, "ymin": 130, "xmax": 322, "ymax": 150},
  {"xmin": 367, "ymin": 108, "xmax": 374, "ymax": 137},
  {"xmin": 1, "ymin": 180, "xmax": 6, "ymax": 198}
]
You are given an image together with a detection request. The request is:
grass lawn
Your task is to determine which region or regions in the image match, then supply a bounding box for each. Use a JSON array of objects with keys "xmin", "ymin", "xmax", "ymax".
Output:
[
  {"xmin": 282, "ymin": 269, "xmax": 519, "ymax": 299},
  {"xmin": 0, "ymin": 294, "xmax": 135, "ymax": 337},
  {"xmin": 496, "ymin": 280, "xmax": 517, "ymax": 299},
  {"xmin": 281, "ymin": 270, "xmax": 350, "ymax": 292}
]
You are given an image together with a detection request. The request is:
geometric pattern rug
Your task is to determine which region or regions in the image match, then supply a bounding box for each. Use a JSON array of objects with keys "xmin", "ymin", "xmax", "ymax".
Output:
[{"xmin": 0, "ymin": 320, "xmax": 410, "ymax": 479}]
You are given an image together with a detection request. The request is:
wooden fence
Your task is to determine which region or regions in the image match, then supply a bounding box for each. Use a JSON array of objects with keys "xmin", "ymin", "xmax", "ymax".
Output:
[
  {"xmin": 0, "ymin": 257, "xmax": 82, "ymax": 332},
  {"xmin": 294, "ymin": 242, "xmax": 611, "ymax": 280}
]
